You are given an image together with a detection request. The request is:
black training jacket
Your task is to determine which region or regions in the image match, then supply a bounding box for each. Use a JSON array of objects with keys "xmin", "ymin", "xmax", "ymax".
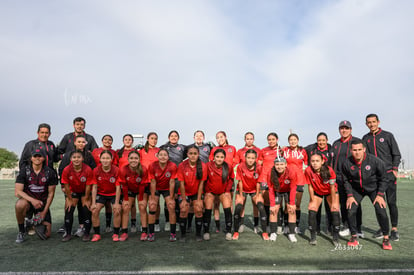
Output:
[
  {"xmin": 331, "ymin": 136, "xmax": 359, "ymax": 181},
  {"xmin": 19, "ymin": 139, "xmax": 59, "ymax": 171}
]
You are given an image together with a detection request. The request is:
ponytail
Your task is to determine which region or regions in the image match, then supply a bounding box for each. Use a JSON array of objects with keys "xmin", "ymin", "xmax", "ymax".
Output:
[
  {"xmin": 222, "ymin": 162, "xmax": 229, "ymax": 184},
  {"xmin": 196, "ymin": 158, "xmax": 203, "ymax": 180},
  {"xmin": 270, "ymin": 167, "xmax": 280, "ymax": 190}
]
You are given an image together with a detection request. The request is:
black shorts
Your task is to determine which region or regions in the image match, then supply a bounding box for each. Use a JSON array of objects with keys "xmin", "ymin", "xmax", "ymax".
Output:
[
  {"xmin": 275, "ymin": 192, "xmax": 289, "ymax": 205},
  {"xmin": 71, "ymin": 192, "xmax": 85, "ymax": 199},
  {"xmin": 314, "ymin": 191, "xmax": 338, "ymax": 199},
  {"xmin": 96, "ymin": 194, "xmax": 122, "ymax": 205},
  {"xmin": 27, "ymin": 202, "xmax": 52, "ymax": 224},
  {"xmin": 260, "ymin": 182, "xmax": 269, "ymax": 191},
  {"xmin": 155, "ymin": 190, "xmax": 170, "ymax": 198},
  {"xmin": 128, "ymin": 191, "xmax": 138, "ymax": 198},
  {"xmin": 178, "ymin": 194, "xmax": 198, "ymax": 204},
  {"xmin": 296, "ymin": 185, "xmax": 304, "ymax": 192}
]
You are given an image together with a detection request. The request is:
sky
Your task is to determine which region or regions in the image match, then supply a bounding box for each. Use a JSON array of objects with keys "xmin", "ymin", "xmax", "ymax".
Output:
[{"xmin": 1, "ymin": 0, "xmax": 413, "ymax": 168}]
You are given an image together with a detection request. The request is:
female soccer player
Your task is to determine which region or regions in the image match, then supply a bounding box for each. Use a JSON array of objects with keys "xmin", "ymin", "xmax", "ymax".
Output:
[
  {"xmin": 91, "ymin": 134, "xmax": 119, "ymax": 166},
  {"xmin": 61, "ymin": 150, "xmax": 93, "ymax": 242},
  {"xmin": 209, "ymin": 131, "xmax": 237, "ymax": 233},
  {"xmin": 90, "ymin": 150, "xmax": 122, "ymax": 242},
  {"xmin": 262, "ymin": 157, "xmax": 298, "ymax": 242},
  {"xmin": 177, "ymin": 145, "xmax": 207, "ymax": 241},
  {"xmin": 305, "ymin": 153, "xmax": 340, "ymax": 246},
  {"xmin": 283, "ymin": 133, "xmax": 308, "ymax": 234},
  {"xmin": 203, "ymin": 149, "xmax": 234, "ymax": 241},
  {"xmin": 188, "ymin": 130, "xmax": 212, "ymax": 163},
  {"xmin": 147, "ymin": 149, "xmax": 178, "ymax": 241},
  {"xmin": 233, "ymin": 149, "xmax": 268, "ymax": 240},
  {"xmin": 119, "ymin": 151, "xmax": 149, "ymax": 241}
]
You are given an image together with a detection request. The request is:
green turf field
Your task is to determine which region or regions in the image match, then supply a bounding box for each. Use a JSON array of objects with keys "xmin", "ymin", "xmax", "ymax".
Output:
[{"xmin": 0, "ymin": 179, "xmax": 413, "ymax": 274}]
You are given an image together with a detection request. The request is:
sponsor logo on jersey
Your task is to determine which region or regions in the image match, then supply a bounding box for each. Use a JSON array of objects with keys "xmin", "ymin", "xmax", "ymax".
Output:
[
  {"xmin": 165, "ymin": 172, "xmax": 171, "ymax": 178},
  {"xmin": 365, "ymin": 165, "xmax": 371, "ymax": 171},
  {"xmin": 110, "ymin": 177, "xmax": 116, "ymax": 183}
]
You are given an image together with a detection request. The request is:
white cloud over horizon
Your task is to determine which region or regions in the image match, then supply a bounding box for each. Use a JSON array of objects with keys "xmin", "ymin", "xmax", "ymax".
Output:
[{"xmin": 1, "ymin": 0, "xmax": 413, "ymax": 168}]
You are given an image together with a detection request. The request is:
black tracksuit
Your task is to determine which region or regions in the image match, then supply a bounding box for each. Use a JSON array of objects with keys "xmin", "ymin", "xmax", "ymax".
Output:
[
  {"xmin": 57, "ymin": 132, "xmax": 98, "ymax": 160},
  {"xmin": 363, "ymin": 128, "xmax": 401, "ymax": 227},
  {"xmin": 342, "ymin": 153, "xmax": 390, "ymax": 236},
  {"xmin": 19, "ymin": 139, "xmax": 59, "ymax": 171}
]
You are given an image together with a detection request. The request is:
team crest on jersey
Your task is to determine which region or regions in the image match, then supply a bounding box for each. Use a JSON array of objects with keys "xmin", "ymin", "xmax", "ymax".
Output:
[
  {"xmin": 177, "ymin": 147, "xmax": 181, "ymax": 151},
  {"xmin": 351, "ymin": 166, "xmax": 355, "ymax": 171},
  {"xmin": 284, "ymin": 180, "xmax": 290, "ymax": 185},
  {"xmin": 203, "ymin": 148, "xmax": 208, "ymax": 152},
  {"xmin": 126, "ymin": 177, "xmax": 130, "ymax": 181},
  {"xmin": 379, "ymin": 138, "xmax": 384, "ymax": 143},
  {"xmin": 367, "ymin": 139, "xmax": 371, "ymax": 143},
  {"xmin": 109, "ymin": 177, "xmax": 116, "ymax": 183},
  {"xmin": 165, "ymin": 172, "xmax": 171, "ymax": 178},
  {"xmin": 80, "ymin": 176, "xmax": 86, "ymax": 183},
  {"xmin": 41, "ymin": 177, "xmax": 47, "ymax": 182},
  {"xmin": 228, "ymin": 148, "xmax": 233, "ymax": 153},
  {"xmin": 69, "ymin": 176, "xmax": 73, "ymax": 180},
  {"xmin": 136, "ymin": 177, "xmax": 142, "ymax": 183},
  {"xmin": 253, "ymin": 173, "xmax": 259, "ymax": 179},
  {"xmin": 365, "ymin": 165, "xmax": 371, "ymax": 171}
]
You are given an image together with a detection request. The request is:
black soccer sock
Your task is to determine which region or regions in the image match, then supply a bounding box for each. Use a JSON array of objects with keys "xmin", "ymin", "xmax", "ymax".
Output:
[
  {"xmin": 170, "ymin": 223, "xmax": 176, "ymax": 234},
  {"xmin": 283, "ymin": 212, "xmax": 288, "ymax": 226},
  {"xmin": 82, "ymin": 206, "xmax": 92, "ymax": 234},
  {"xmin": 332, "ymin": 211, "xmax": 340, "ymax": 240},
  {"xmin": 233, "ymin": 203, "xmax": 243, "ymax": 233},
  {"xmin": 270, "ymin": 222, "xmax": 278, "ymax": 234},
  {"xmin": 264, "ymin": 205, "xmax": 270, "ymax": 225},
  {"xmin": 64, "ymin": 206, "xmax": 76, "ymax": 235},
  {"xmin": 254, "ymin": 216, "xmax": 259, "ymax": 227},
  {"xmin": 203, "ymin": 209, "xmax": 212, "ymax": 233},
  {"xmin": 175, "ymin": 200, "xmax": 180, "ymax": 221},
  {"xmin": 131, "ymin": 218, "xmax": 136, "ymax": 227},
  {"xmin": 122, "ymin": 228, "xmax": 128, "ymax": 234},
  {"xmin": 142, "ymin": 227, "xmax": 148, "ymax": 234},
  {"xmin": 288, "ymin": 222, "xmax": 296, "ymax": 234},
  {"xmin": 296, "ymin": 210, "xmax": 301, "ymax": 227},
  {"xmin": 93, "ymin": 226, "xmax": 100, "ymax": 235},
  {"xmin": 224, "ymin": 207, "xmax": 232, "ymax": 233},
  {"xmin": 149, "ymin": 224, "xmax": 155, "ymax": 234},
  {"xmin": 155, "ymin": 219, "xmax": 160, "ymax": 225},
  {"xmin": 179, "ymin": 217, "xmax": 187, "ymax": 237},
  {"xmin": 187, "ymin": 213, "xmax": 194, "ymax": 229},
  {"xmin": 105, "ymin": 213, "xmax": 112, "ymax": 228},
  {"xmin": 240, "ymin": 216, "xmax": 245, "ymax": 226},
  {"xmin": 18, "ymin": 223, "xmax": 25, "ymax": 233},
  {"xmin": 195, "ymin": 217, "xmax": 203, "ymax": 236},
  {"xmin": 257, "ymin": 202, "xmax": 268, "ymax": 232},
  {"xmin": 164, "ymin": 203, "xmax": 169, "ymax": 223},
  {"xmin": 114, "ymin": 227, "xmax": 120, "ymax": 235},
  {"xmin": 308, "ymin": 210, "xmax": 317, "ymax": 239},
  {"xmin": 277, "ymin": 210, "xmax": 283, "ymax": 226},
  {"xmin": 316, "ymin": 205, "xmax": 322, "ymax": 232}
]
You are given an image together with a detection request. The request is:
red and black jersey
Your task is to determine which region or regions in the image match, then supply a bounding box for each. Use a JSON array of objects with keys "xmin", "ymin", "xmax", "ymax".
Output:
[
  {"xmin": 92, "ymin": 147, "xmax": 119, "ymax": 167},
  {"xmin": 283, "ymin": 147, "xmax": 307, "ymax": 186},
  {"xmin": 205, "ymin": 161, "xmax": 234, "ymax": 194},
  {"xmin": 117, "ymin": 148, "xmax": 137, "ymax": 169},
  {"xmin": 305, "ymin": 143, "xmax": 333, "ymax": 166},
  {"xmin": 259, "ymin": 146, "xmax": 283, "ymax": 183},
  {"xmin": 177, "ymin": 159, "xmax": 207, "ymax": 196},
  {"xmin": 118, "ymin": 165, "xmax": 148, "ymax": 200},
  {"xmin": 148, "ymin": 161, "xmax": 177, "ymax": 191},
  {"xmin": 92, "ymin": 165, "xmax": 120, "ymax": 196},
  {"xmin": 304, "ymin": 166, "xmax": 337, "ymax": 196},
  {"xmin": 61, "ymin": 163, "xmax": 93, "ymax": 193},
  {"xmin": 16, "ymin": 165, "xmax": 58, "ymax": 202},
  {"xmin": 264, "ymin": 167, "xmax": 298, "ymax": 206},
  {"xmin": 139, "ymin": 147, "xmax": 160, "ymax": 169},
  {"xmin": 234, "ymin": 146, "xmax": 262, "ymax": 164},
  {"xmin": 362, "ymin": 128, "xmax": 401, "ymax": 172},
  {"xmin": 236, "ymin": 162, "xmax": 262, "ymax": 193},
  {"xmin": 209, "ymin": 145, "xmax": 237, "ymax": 166}
]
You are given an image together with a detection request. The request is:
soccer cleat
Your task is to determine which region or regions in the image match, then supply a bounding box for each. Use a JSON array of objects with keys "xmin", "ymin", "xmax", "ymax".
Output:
[
  {"xmin": 35, "ymin": 224, "xmax": 48, "ymax": 240},
  {"xmin": 373, "ymin": 229, "xmax": 383, "ymax": 239},
  {"xmin": 62, "ymin": 234, "xmax": 72, "ymax": 242},
  {"xmin": 254, "ymin": 226, "xmax": 260, "ymax": 234},
  {"xmin": 82, "ymin": 234, "xmax": 90, "ymax": 242},
  {"xmin": 266, "ymin": 226, "xmax": 271, "ymax": 233},
  {"xmin": 239, "ymin": 224, "xmax": 245, "ymax": 233},
  {"xmin": 112, "ymin": 234, "xmax": 120, "ymax": 242},
  {"xmin": 262, "ymin": 232, "xmax": 270, "ymax": 241},
  {"xmin": 295, "ymin": 227, "xmax": 302, "ymax": 234},
  {"xmin": 154, "ymin": 224, "xmax": 160, "ymax": 232},
  {"xmin": 332, "ymin": 238, "xmax": 340, "ymax": 247},
  {"xmin": 57, "ymin": 225, "xmax": 66, "ymax": 234},
  {"xmin": 119, "ymin": 233, "xmax": 129, "ymax": 242},
  {"xmin": 16, "ymin": 232, "xmax": 25, "ymax": 244},
  {"xmin": 203, "ymin": 233, "xmax": 210, "ymax": 241},
  {"xmin": 277, "ymin": 226, "xmax": 283, "ymax": 235},
  {"xmin": 232, "ymin": 232, "xmax": 239, "ymax": 240},
  {"xmin": 347, "ymin": 236, "xmax": 359, "ymax": 247},
  {"xmin": 339, "ymin": 228, "xmax": 350, "ymax": 237},
  {"xmin": 288, "ymin": 234, "xmax": 297, "ymax": 243},
  {"xmin": 105, "ymin": 226, "xmax": 113, "ymax": 233},
  {"xmin": 169, "ymin": 233, "xmax": 177, "ymax": 242},
  {"xmin": 91, "ymin": 234, "xmax": 101, "ymax": 242},
  {"xmin": 147, "ymin": 233, "xmax": 155, "ymax": 242},
  {"xmin": 225, "ymin": 232, "xmax": 232, "ymax": 241},
  {"xmin": 357, "ymin": 231, "xmax": 365, "ymax": 239},
  {"xmin": 269, "ymin": 233, "xmax": 277, "ymax": 241},
  {"xmin": 130, "ymin": 225, "xmax": 137, "ymax": 233},
  {"xmin": 309, "ymin": 237, "xmax": 317, "ymax": 246},
  {"xmin": 140, "ymin": 232, "xmax": 148, "ymax": 241},
  {"xmin": 383, "ymin": 238, "xmax": 393, "ymax": 250},
  {"xmin": 164, "ymin": 222, "xmax": 170, "ymax": 232},
  {"xmin": 27, "ymin": 226, "xmax": 36, "ymax": 236},
  {"xmin": 390, "ymin": 230, "xmax": 400, "ymax": 241},
  {"xmin": 74, "ymin": 227, "xmax": 85, "ymax": 238}
]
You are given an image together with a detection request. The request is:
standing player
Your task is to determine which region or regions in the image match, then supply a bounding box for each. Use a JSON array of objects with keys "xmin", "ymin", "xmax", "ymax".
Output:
[
  {"xmin": 342, "ymin": 139, "xmax": 392, "ymax": 250},
  {"xmin": 177, "ymin": 145, "xmax": 207, "ymax": 241},
  {"xmin": 305, "ymin": 153, "xmax": 340, "ymax": 246},
  {"xmin": 91, "ymin": 134, "xmax": 119, "ymax": 166},
  {"xmin": 331, "ymin": 120, "xmax": 362, "ymax": 237},
  {"xmin": 90, "ymin": 150, "xmax": 122, "ymax": 242},
  {"xmin": 15, "ymin": 148, "xmax": 58, "ymax": 243},
  {"xmin": 118, "ymin": 151, "xmax": 149, "ymax": 241},
  {"xmin": 363, "ymin": 114, "xmax": 401, "ymax": 241},
  {"xmin": 203, "ymin": 149, "xmax": 234, "ymax": 241},
  {"xmin": 261, "ymin": 157, "xmax": 298, "ymax": 242},
  {"xmin": 233, "ymin": 149, "xmax": 268, "ymax": 240},
  {"xmin": 147, "ymin": 149, "xmax": 178, "ymax": 241},
  {"xmin": 61, "ymin": 150, "xmax": 93, "ymax": 242},
  {"xmin": 283, "ymin": 133, "xmax": 308, "ymax": 234}
]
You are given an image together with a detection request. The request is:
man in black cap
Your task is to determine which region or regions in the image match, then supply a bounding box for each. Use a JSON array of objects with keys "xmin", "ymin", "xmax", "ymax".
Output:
[
  {"xmin": 15, "ymin": 148, "xmax": 58, "ymax": 243},
  {"xmin": 331, "ymin": 120, "xmax": 362, "ymax": 237}
]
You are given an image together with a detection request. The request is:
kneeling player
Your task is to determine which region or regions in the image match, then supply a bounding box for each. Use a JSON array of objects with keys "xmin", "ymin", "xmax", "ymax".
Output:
[
  {"xmin": 15, "ymin": 148, "xmax": 57, "ymax": 243},
  {"xmin": 305, "ymin": 153, "xmax": 340, "ymax": 246}
]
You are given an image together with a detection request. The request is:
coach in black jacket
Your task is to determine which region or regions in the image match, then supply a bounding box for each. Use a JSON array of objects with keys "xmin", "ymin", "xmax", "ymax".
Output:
[
  {"xmin": 363, "ymin": 113, "xmax": 401, "ymax": 240},
  {"xmin": 342, "ymin": 139, "xmax": 392, "ymax": 250}
]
